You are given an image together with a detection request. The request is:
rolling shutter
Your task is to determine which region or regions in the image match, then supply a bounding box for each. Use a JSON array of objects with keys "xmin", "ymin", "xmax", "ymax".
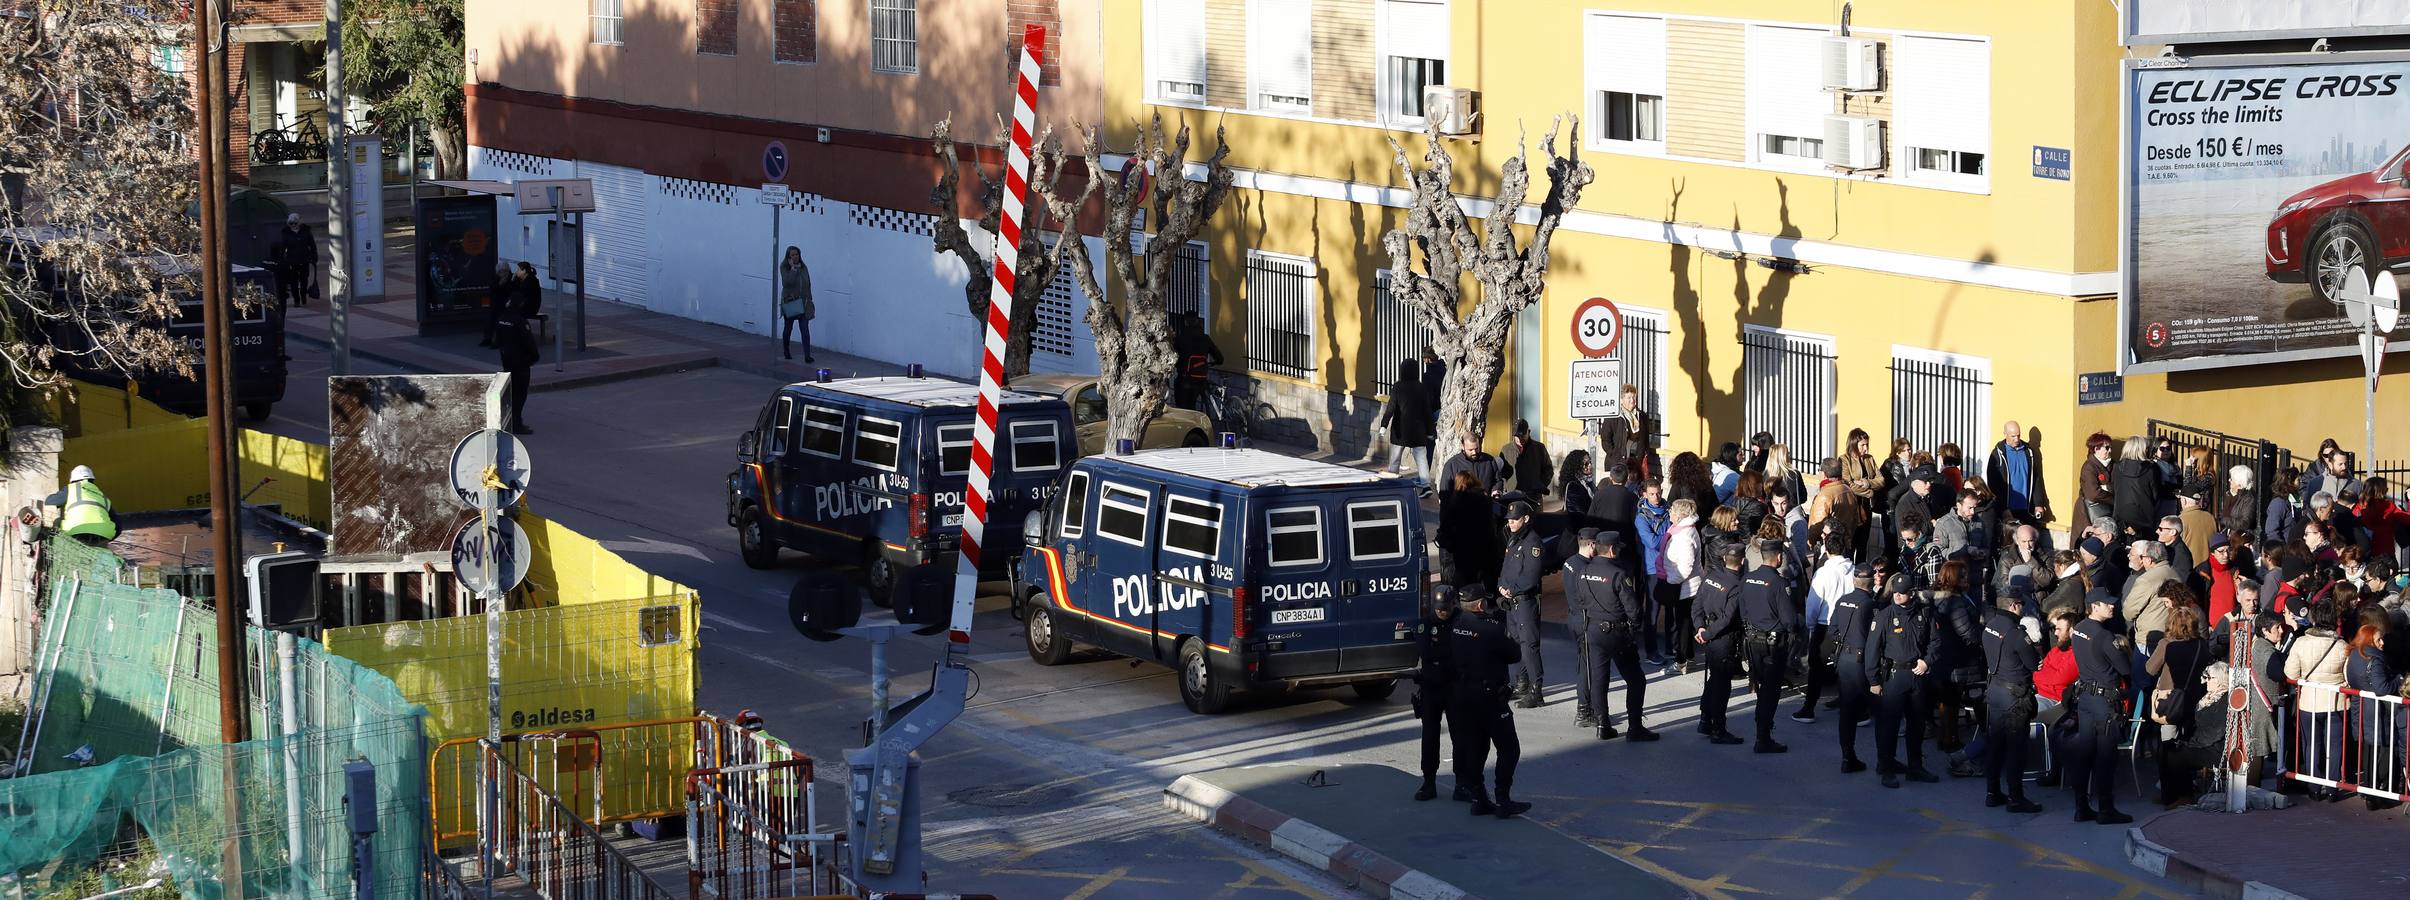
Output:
[
  {"xmin": 1744, "ymin": 24, "xmax": 1828, "ymax": 141},
  {"xmin": 577, "ymin": 161, "xmax": 650, "ymax": 307},
  {"xmin": 1254, "ymin": 0, "xmax": 1314, "ymax": 106},
  {"xmin": 1381, "ymin": 0, "xmax": 1447, "ymax": 61},
  {"xmin": 1152, "ymin": 0, "xmax": 1208, "ymax": 97},
  {"xmin": 1891, "ymin": 35, "xmax": 1990, "ymax": 157},
  {"xmin": 1584, "ymin": 14, "xmax": 1665, "ymax": 96}
]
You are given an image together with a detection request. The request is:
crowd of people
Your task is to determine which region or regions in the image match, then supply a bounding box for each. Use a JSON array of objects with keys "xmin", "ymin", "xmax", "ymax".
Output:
[{"xmin": 1408, "ymin": 394, "xmax": 2410, "ymax": 824}]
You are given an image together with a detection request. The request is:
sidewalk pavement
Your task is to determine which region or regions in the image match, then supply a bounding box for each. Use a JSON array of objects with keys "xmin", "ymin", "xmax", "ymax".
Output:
[
  {"xmin": 2128, "ymin": 799, "xmax": 2410, "ymax": 900},
  {"xmin": 1167, "ymin": 764, "xmax": 1686, "ymax": 900}
]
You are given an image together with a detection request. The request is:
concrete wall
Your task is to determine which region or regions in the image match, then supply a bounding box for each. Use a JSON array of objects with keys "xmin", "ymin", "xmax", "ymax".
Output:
[{"xmin": 1, "ymin": 428, "xmax": 62, "ymax": 678}]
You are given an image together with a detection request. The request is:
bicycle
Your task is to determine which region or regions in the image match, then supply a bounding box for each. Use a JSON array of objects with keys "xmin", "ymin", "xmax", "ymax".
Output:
[
  {"xmin": 1195, "ymin": 373, "xmax": 1271, "ymax": 441},
  {"xmin": 250, "ymin": 113, "xmax": 328, "ymax": 165}
]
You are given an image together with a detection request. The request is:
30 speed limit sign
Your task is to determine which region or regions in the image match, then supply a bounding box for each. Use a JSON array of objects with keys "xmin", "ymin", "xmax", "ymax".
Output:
[{"xmin": 1571, "ymin": 297, "xmax": 1624, "ymax": 358}]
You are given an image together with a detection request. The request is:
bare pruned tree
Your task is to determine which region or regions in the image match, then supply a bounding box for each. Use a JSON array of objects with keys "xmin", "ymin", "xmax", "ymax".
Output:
[
  {"xmin": 1058, "ymin": 114, "xmax": 1232, "ymax": 444},
  {"xmin": 1383, "ymin": 118, "xmax": 1592, "ymax": 448},
  {"xmin": 1, "ymin": 1, "xmax": 213, "ymax": 429},
  {"xmin": 929, "ymin": 116, "xmax": 1093, "ymax": 379}
]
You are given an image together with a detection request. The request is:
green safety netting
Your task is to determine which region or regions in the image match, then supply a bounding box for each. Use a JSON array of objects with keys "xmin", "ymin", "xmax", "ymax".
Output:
[{"xmin": 3, "ymin": 537, "xmax": 429, "ymax": 899}]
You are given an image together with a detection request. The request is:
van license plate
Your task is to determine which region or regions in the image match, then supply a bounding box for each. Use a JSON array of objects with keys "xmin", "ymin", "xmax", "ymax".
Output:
[
  {"xmin": 942, "ymin": 513, "xmax": 963, "ymax": 527},
  {"xmin": 1271, "ymin": 607, "xmax": 1325, "ymax": 624}
]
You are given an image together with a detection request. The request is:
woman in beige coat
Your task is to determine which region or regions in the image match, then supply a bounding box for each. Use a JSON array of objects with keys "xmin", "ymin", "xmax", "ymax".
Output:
[{"xmin": 2283, "ymin": 599, "xmax": 2351, "ymax": 797}]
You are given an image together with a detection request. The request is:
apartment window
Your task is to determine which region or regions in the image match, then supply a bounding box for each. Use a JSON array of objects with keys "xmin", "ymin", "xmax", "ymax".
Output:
[
  {"xmin": 1245, "ymin": 251, "xmax": 1317, "ymax": 378},
  {"xmin": 696, "ymin": 0, "xmax": 737, "ymax": 56},
  {"xmin": 1150, "ymin": 0, "xmax": 1209, "ymax": 102},
  {"xmin": 592, "ymin": 0, "xmax": 624, "ymax": 45},
  {"xmin": 1607, "ymin": 306, "xmax": 1670, "ymax": 446},
  {"xmin": 774, "ymin": 0, "xmax": 817, "ymax": 63},
  {"xmin": 1745, "ymin": 24, "xmax": 1830, "ymax": 169},
  {"xmin": 1584, "ymin": 14, "xmax": 1665, "ymax": 151},
  {"xmin": 870, "ymin": 0, "xmax": 918, "ymax": 74},
  {"xmin": 1379, "ymin": 0, "xmax": 1448, "ymax": 124},
  {"xmin": 1370, "ymin": 270, "xmax": 1432, "ymax": 397},
  {"xmin": 1892, "ymin": 35, "xmax": 1991, "ymax": 190},
  {"xmin": 1251, "ymin": 0, "xmax": 1314, "ymax": 114},
  {"xmin": 1741, "ymin": 326, "xmax": 1837, "ymax": 474},
  {"xmin": 1889, "ymin": 347, "xmax": 1992, "ymax": 466}
]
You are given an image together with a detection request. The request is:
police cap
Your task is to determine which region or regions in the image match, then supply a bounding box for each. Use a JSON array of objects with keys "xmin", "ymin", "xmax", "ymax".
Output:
[
  {"xmin": 1506, "ymin": 500, "xmax": 1534, "ymax": 520},
  {"xmin": 1853, "ymin": 560, "xmax": 1876, "ymax": 578},
  {"xmin": 1719, "ymin": 543, "xmax": 1748, "ymax": 565},
  {"xmin": 1597, "ymin": 530, "xmax": 1622, "ymax": 547},
  {"xmin": 1885, "ymin": 573, "xmax": 1916, "ymax": 596},
  {"xmin": 2085, "ymin": 587, "xmax": 2118, "ymax": 608},
  {"xmin": 1432, "ymin": 586, "xmax": 1461, "ymax": 614},
  {"xmin": 1576, "ymin": 527, "xmax": 1602, "ymax": 542}
]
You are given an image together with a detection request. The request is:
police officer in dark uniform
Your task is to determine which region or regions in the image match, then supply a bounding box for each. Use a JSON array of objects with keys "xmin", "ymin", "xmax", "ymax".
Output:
[
  {"xmin": 1825, "ymin": 556, "xmax": 1880, "ymax": 773},
  {"xmin": 1497, "ymin": 501, "xmax": 1548, "ymax": 708},
  {"xmin": 2065, "ymin": 589, "xmax": 2135, "ymax": 824},
  {"xmin": 1564, "ymin": 530, "xmax": 1601, "ymax": 728},
  {"xmin": 1576, "ymin": 529, "xmax": 1659, "ymax": 742},
  {"xmin": 1450, "ymin": 589, "xmax": 1532, "ymax": 818},
  {"xmin": 1412, "ymin": 587, "xmax": 1462, "ymax": 802},
  {"xmin": 1980, "ymin": 590, "xmax": 2046, "ymax": 814},
  {"xmin": 1693, "ymin": 543, "xmax": 1748, "ymax": 745},
  {"xmin": 1866, "ymin": 573, "xmax": 1944, "ymax": 788},
  {"xmin": 1737, "ymin": 539, "xmax": 1802, "ymax": 753}
]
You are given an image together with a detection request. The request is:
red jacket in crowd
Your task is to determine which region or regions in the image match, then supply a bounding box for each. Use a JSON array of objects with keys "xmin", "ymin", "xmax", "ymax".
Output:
[{"xmin": 2036, "ymin": 645, "xmax": 2079, "ymax": 703}]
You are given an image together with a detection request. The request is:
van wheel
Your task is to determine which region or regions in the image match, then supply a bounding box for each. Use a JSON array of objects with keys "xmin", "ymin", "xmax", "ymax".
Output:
[
  {"xmin": 242, "ymin": 401, "xmax": 273, "ymax": 422},
  {"xmin": 1024, "ymin": 597, "xmax": 1074, "ymax": 665},
  {"xmin": 737, "ymin": 507, "xmax": 778, "ymax": 569},
  {"xmin": 1182, "ymin": 430, "xmax": 1210, "ymax": 448},
  {"xmin": 1178, "ymin": 640, "xmax": 1232, "ymax": 715},
  {"xmin": 864, "ymin": 550, "xmax": 897, "ymax": 610},
  {"xmin": 1350, "ymin": 678, "xmax": 1398, "ymax": 701}
]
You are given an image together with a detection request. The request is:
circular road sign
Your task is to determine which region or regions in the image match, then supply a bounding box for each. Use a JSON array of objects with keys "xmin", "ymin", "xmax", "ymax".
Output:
[
  {"xmin": 451, "ymin": 516, "xmax": 532, "ymax": 596},
  {"xmin": 1118, "ymin": 155, "xmax": 1152, "ymax": 206},
  {"xmin": 1571, "ymin": 297, "xmax": 1625, "ymax": 359},
  {"xmin": 450, "ymin": 428, "xmax": 533, "ymax": 511},
  {"xmin": 763, "ymin": 141, "xmax": 790, "ymax": 182}
]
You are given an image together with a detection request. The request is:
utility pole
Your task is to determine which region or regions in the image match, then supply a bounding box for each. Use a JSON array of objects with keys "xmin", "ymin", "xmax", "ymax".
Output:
[
  {"xmin": 325, "ymin": 0, "xmax": 351, "ymax": 375},
  {"xmin": 195, "ymin": 0, "xmax": 247, "ymax": 746}
]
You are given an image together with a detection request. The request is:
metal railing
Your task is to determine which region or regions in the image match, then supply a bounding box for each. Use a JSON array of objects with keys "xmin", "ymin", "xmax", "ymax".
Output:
[
  {"xmin": 685, "ymin": 757, "xmax": 836, "ymax": 899},
  {"xmin": 487, "ymin": 746, "xmax": 675, "ymax": 900},
  {"xmin": 1889, "ymin": 356, "xmax": 1990, "ymax": 470},
  {"xmin": 430, "ymin": 716, "xmax": 762, "ymax": 847},
  {"xmin": 1244, "ymin": 254, "xmax": 1316, "ymax": 378},
  {"xmin": 1742, "ymin": 328, "xmax": 1835, "ymax": 474},
  {"xmin": 2144, "ymin": 419, "xmax": 2295, "ymax": 530},
  {"xmin": 2281, "ymin": 678, "xmax": 2407, "ymax": 802},
  {"xmin": 1611, "ymin": 311, "xmax": 1671, "ymax": 447},
  {"xmin": 1369, "ymin": 270, "xmax": 1430, "ymax": 398}
]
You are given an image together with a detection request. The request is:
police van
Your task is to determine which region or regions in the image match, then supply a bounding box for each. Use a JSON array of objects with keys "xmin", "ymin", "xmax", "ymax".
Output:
[
  {"xmin": 1012, "ymin": 446, "xmax": 1425, "ymax": 713},
  {"xmin": 729, "ymin": 370, "xmax": 1074, "ymax": 624}
]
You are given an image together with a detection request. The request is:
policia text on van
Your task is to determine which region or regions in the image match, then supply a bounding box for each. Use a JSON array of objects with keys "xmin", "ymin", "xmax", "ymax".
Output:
[
  {"xmin": 729, "ymin": 371, "xmax": 1073, "ymax": 625},
  {"xmin": 1013, "ymin": 447, "xmax": 1425, "ymax": 714}
]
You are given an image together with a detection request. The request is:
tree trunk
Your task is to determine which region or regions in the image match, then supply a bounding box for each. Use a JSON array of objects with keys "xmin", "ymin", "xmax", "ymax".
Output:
[{"xmin": 430, "ymin": 122, "xmax": 466, "ymax": 180}]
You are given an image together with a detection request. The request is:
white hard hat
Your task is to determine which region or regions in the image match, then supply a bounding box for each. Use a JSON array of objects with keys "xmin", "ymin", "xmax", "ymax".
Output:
[{"xmin": 69, "ymin": 465, "xmax": 94, "ymax": 483}]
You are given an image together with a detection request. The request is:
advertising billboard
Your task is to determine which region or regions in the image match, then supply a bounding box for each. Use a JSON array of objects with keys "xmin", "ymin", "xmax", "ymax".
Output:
[
  {"xmin": 2122, "ymin": 54, "xmax": 2410, "ymax": 373},
  {"xmin": 2124, "ymin": 1, "xmax": 2410, "ymax": 46}
]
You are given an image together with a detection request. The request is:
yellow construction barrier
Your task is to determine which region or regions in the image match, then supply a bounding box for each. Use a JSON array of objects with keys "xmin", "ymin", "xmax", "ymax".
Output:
[
  {"xmin": 326, "ymin": 593, "xmax": 701, "ymax": 840},
  {"xmin": 520, "ymin": 508, "xmax": 691, "ymax": 608},
  {"xmin": 48, "ymin": 380, "xmax": 185, "ymax": 438}
]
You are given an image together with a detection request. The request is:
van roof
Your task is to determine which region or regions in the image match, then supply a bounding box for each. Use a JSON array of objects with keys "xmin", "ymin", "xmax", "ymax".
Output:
[
  {"xmin": 796, "ymin": 376, "xmax": 1054, "ymax": 410},
  {"xmin": 1099, "ymin": 448, "xmax": 1399, "ymax": 489}
]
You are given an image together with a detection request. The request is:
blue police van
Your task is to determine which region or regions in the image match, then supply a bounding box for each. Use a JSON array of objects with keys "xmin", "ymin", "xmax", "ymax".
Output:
[
  {"xmin": 729, "ymin": 371, "xmax": 1074, "ymax": 625},
  {"xmin": 1012, "ymin": 446, "xmax": 1425, "ymax": 713}
]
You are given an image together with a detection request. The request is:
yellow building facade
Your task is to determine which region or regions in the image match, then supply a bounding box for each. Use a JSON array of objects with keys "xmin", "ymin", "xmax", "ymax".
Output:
[{"xmin": 1104, "ymin": 0, "xmax": 2404, "ymax": 519}]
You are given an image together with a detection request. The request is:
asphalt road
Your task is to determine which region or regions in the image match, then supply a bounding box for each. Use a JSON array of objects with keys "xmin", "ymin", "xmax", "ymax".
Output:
[{"xmin": 264, "ymin": 350, "xmax": 2193, "ymax": 899}]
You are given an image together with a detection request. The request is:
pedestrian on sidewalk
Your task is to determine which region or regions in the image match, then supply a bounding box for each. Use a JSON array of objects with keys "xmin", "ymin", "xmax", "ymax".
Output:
[
  {"xmin": 480, "ymin": 262, "xmax": 512, "ymax": 347},
  {"xmin": 2066, "ymin": 590, "xmax": 2135, "ymax": 823},
  {"xmin": 1379, "ymin": 359, "xmax": 1435, "ymax": 492},
  {"xmin": 1172, "ymin": 313, "xmax": 1223, "ymax": 410},
  {"xmin": 1498, "ymin": 502, "xmax": 1548, "ymax": 708},
  {"xmin": 1449, "ymin": 588, "xmax": 1531, "ymax": 819},
  {"xmin": 1576, "ymin": 529, "xmax": 1657, "ymax": 742},
  {"xmin": 1979, "ymin": 584, "xmax": 2046, "ymax": 814},
  {"xmin": 496, "ymin": 305, "xmax": 539, "ymax": 435},
  {"xmin": 780, "ymin": 246, "xmax": 816, "ymax": 362},
  {"xmin": 1824, "ymin": 555, "xmax": 1880, "ymax": 774},
  {"xmin": 1868, "ymin": 573, "xmax": 1942, "ymax": 788},
  {"xmin": 1411, "ymin": 587, "xmax": 1462, "ymax": 802},
  {"xmin": 1737, "ymin": 539, "xmax": 1800, "ymax": 753},
  {"xmin": 270, "ymin": 213, "xmax": 317, "ymax": 309},
  {"xmin": 1693, "ymin": 542, "xmax": 1747, "ymax": 745}
]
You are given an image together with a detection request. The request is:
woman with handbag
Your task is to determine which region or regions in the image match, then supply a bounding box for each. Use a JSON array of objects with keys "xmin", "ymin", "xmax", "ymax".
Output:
[
  {"xmin": 2145, "ymin": 601, "xmax": 2212, "ymax": 805},
  {"xmin": 2284, "ymin": 599, "xmax": 2352, "ymax": 800},
  {"xmin": 779, "ymin": 246, "xmax": 815, "ymax": 362}
]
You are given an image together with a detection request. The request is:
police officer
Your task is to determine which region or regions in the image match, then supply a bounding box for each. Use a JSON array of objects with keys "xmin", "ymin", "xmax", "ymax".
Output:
[
  {"xmin": 2064, "ymin": 589, "xmax": 2134, "ymax": 824},
  {"xmin": 1565, "ymin": 529, "xmax": 1600, "ymax": 728},
  {"xmin": 1866, "ymin": 573, "xmax": 1943, "ymax": 788},
  {"xmin": 1692, "ymin": 543, "xmax": 1748, "ymax": 745},
  {"xmin": 1497, "ymin": 501, "xmax": 1548, "ymax": 708},
  {"xmin": 1450, "ymin": 589, "xmax": 1532, "ymax": 818},
  {"xmin": 1979, "ymin": 589, "xmax": 2046, "ymax": 814},
  {"xmin": 1738, "ymin": 539, "xmax": 1801, "ymax": 753},
  {"xmin": 1412, "ymin": 587, "xmax": 1462, "ymax": 802},
  {"xmin": 1825, "ymin": 555, "xmax": 1880, "ymax": 773},
  {"xmin": 1577, "ymin": 529, "xmax": 1659, "ymax": 742}
]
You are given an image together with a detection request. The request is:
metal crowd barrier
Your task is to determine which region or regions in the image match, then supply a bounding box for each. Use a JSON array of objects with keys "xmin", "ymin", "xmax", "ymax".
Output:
[
  {"xmin": 430, "ymin": 715, "xmax": 767, "ymax": 846},
  {"xmin": 685, "ymin": 758, "xmax": 833, "ymax": 899},
  {"xmin": 487, "ymin": 747, "xmax": 676, "ymax": 900},
  {"xmin": 2280, "ymin": 679, "xmax": 2407, "ymax": 802}
]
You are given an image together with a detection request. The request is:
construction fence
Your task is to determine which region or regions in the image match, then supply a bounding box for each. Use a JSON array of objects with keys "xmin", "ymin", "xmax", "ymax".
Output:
[{"xmin": 2, "ymin": 536, "xmax": 430, "ymax": 899}]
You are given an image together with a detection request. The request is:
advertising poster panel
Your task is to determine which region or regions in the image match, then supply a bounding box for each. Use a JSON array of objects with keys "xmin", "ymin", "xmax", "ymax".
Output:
[
  {"xmin": 2123, "ymin": 1, "xmax": 2410, "ymax": 46},
  {"xmin": 2123, "ymin": 55, "xmax": 2410, "ymax": 372},
  {"xmin": 414, "ymin": 193, "xmax": 499, "ymax": 326}
]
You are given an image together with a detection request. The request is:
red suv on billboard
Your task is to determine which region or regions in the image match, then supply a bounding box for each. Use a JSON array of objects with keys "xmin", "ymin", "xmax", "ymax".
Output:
[{"xmin": 2266, "ymin": 144, "xmax": 2410, "ymax": 302}]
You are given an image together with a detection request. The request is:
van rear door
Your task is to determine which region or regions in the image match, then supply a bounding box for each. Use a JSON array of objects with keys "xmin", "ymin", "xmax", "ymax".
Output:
[
  {"xmin": 1254, "ymin": 497, "xmax": 1347, "ymax": 678},
  {"xmin": 920, "ymin": 407, "xmax": 1068, "ymax": 557},
  {"xmin": 1330, "ymin": 490, "xmax": 1423, "ymax": 673}
]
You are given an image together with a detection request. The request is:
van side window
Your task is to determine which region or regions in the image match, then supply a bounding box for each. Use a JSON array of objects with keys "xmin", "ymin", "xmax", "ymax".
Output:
[
  {"xmin": 798, "ymin": 405, "xmax": 847, "ymax": 458},
  {"xmin": 1162, "ymin": 495, "xmax": 1224, "ymax": 560},
  {"xmin": 854, "ymin": 416, "xmax": 904, "ymax": 471},
  {"xmin": 1059, "ymin": 470, "xmax": 1091, "ymax": 537},
  {"xmin": 935, "ymin": 424, "xmax": 974, "ymax": 476},
  {"xmin": 1266, "ymin": 507, "xmax": 1324, "ymax": 568},
  {"xmin": 1008, "ymin": 419, "xmax": 1063, "ymax": 473},
  {"xmin": 1096, "ymin": 484, "xmax": 1150, "ymax": 547},
  {"xmin": 1347, "ymin": 501, "xmax": 1406, "ymax": 561},
  {"xmin": 767, "ymin": 396, "xmax": 796, "ymax": 456}
]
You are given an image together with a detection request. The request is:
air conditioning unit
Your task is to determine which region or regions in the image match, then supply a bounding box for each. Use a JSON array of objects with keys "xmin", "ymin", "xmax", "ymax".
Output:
[
  {"xmin": 1822, "ymin": 36, "xmax": 1881, "ymax": 91},
  {"xmin": 1423, "ymin": 86, "xmax": 1479, "ymax": 136},
  {"xmin": 1822, "ymin": 115, "xmax": 1883, "ymax": 170}
]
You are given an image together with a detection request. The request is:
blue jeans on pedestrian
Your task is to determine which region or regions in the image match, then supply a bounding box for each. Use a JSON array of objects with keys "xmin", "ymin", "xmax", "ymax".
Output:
[{"xmin": 782, "ymin": 315, "xmax": 813, "ymax": 360}]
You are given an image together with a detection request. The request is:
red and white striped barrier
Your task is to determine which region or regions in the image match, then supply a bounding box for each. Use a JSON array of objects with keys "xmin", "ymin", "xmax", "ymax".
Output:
[
  {"xmin": 948, "ymin": 24, "xmax": 1047, "ymax": 647},
  {"xmin": 2281, "ymin": 678, "xmax": 2407, "ymax": 801}
]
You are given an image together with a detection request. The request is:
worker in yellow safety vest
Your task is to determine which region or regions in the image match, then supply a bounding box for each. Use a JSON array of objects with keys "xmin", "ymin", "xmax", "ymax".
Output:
[{"xmin": 58, "ymin": 465, "xmax": 116, "ymax": 544}]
